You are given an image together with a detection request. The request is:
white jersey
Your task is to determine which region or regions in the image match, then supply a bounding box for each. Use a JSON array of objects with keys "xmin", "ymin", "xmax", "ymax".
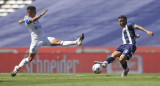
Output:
[
  {"xmin": 24, "ymin": 16, "xmax": 55, "ymax": 53},
  {"xmin": 24, "ymin": 16, "xmax": 45, "ymax": 40}
]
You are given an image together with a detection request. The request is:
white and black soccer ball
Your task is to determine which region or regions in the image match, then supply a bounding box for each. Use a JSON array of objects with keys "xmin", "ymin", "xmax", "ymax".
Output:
[{"xmin": 92, "ymin": 64, "xmax": 103, "ymax": 74}]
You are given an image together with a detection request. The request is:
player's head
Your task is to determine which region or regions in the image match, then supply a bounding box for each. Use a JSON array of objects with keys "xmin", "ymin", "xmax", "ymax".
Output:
[
  {"xmin": 27, "ymin": 6, "xmax": 36, "ymax": 17},
  {"xmin": 118, "ymin": 15, "xmax": 127, "ymax": 27}
]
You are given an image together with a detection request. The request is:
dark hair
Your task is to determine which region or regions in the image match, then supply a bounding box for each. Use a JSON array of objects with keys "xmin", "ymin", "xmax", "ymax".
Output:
[
  {"xmin": 119, "ymin": 15, "xmax": 127, "ymax": 20},
  {"xmin": 27, "ymin": 6, "xmax": 36, "ymax": 11}
]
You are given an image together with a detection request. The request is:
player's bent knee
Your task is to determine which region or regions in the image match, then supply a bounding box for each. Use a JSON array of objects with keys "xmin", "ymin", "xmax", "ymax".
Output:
[
  {"xmin": 119, "ymin": 57, "xmax": 126, "ymax": 64},
  {"xmin": 111, "ymin": 53, "xmax": 120, "ymax": 58},
  {"xmin": 111, "ymin": 51, "xmax": 121, "ymax": 57},
  {"xmin": 51, "ymin": 39, "xmax": 62, "ymax": 45}
]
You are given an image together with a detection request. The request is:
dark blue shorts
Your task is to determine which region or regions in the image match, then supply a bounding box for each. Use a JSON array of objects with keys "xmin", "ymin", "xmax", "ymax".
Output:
[{"xmin": 115, "ymin": 44, "xmax": 137, "ymax": 60}]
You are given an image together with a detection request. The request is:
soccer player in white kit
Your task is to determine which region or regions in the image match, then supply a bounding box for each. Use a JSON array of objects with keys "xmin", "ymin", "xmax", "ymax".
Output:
[{"xmin": 11, "ymin": 6, "xmax": 84, "ymax": 77}]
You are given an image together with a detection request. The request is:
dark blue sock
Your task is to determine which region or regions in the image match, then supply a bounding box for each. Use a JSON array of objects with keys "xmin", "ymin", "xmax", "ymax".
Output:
[
  {"xmin": 106, "ymin": 57, "xmax": 115, "ymax": 64},
  {"xmin": 122, "ymin": 61, "xmax": 128, "ymax": 70}
]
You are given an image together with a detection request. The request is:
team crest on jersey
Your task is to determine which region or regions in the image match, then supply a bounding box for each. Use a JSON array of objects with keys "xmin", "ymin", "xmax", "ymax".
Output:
[{"xmin": 124, "ymin": 49, "xmax": 128, "ymax": 53}]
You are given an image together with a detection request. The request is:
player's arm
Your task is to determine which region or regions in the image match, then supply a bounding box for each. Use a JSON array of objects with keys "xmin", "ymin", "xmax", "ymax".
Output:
[
  {"xmin": 30, "ymin": 9, "xmax": 48, "ymax": 22},
  {"xmin": 134, "ymin": 24, "xmax": 154, "ymax": 36},
  {"xmin": 19, "ymin": 19, "xmax": 25, "ymax": 24}
]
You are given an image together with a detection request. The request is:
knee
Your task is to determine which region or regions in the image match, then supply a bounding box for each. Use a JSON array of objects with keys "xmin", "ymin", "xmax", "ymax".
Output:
[
  {"xmin": 55, "ymin": 40, "xmax": 61, "ymax": 44},
  {"xmin": 51, "ymin": 39, "xmax": 62, "ymax": 45},
  {"xmin": 28, "ymin": 57, "xmax": 33, "ymax": 62},
  {"xmin": 119, "ymin": 57, "xmax": 126, "ymax": 64},
  {"xmin": 111, "ymin": 53, "xmax": 117, "ymax": 57},
  {"xmin": 111, "ymin": 52, "xmax": 121, "ymax": 57}
]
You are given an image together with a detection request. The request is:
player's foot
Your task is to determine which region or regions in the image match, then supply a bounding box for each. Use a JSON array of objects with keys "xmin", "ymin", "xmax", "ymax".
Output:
[
  {"xmin": 11, "ymin": 66, "xmax": 19, "ymax": 77},
  {"xmin": 94, "ymin": 61, "xmax": 103, "ymax": 64},
  {"xmin": 94, "ymin": 61, "xmax": 107, "ymax": 68},
  {"xmin": 121, "ymin": 68, "xmax": 129, "ymax": 77},
  {"xmin": 76, "ymin": 33, "xmax": 84, "ymax": 46}
]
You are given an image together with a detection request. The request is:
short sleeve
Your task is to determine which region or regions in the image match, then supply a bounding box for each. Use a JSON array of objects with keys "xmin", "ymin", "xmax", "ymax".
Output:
[
  {"xmin": 24, "ymin": 16, "xmax": 31, "ymax": 24},
  {"xmin": 127, "ymin": 23, "xmax": 135, "ymax": 29}
]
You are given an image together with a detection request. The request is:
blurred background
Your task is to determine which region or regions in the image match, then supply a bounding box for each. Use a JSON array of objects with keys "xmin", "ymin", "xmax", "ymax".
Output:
[{"xmin": 0, "ymin": 0, "xmax": 160, "ymax": 74}]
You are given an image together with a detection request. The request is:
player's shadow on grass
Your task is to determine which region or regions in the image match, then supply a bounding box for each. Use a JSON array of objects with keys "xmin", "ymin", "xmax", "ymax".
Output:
[
  {"xmin": 0, "ymin": 80, "xmax": 14, "ymax": 82},
  {"xmin": 106, "ymin": 75, "xmax": 111, "ymax": 77}
]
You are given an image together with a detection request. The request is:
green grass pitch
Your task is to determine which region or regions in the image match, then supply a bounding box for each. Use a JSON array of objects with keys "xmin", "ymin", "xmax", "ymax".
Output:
[{"xmin": 0, "ymin": 73, "xmax": 160, "ymax": 86}]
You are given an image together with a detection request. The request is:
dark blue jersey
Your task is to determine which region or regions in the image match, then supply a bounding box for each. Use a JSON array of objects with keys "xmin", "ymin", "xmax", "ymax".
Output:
[{"xmin": 122, "ymin": 23, "xmax": 136, "ymax": 45}]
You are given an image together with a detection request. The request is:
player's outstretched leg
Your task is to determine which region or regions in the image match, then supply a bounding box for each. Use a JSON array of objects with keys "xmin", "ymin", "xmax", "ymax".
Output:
[
  {"xmin": 76, "ymin": 33, "xmax": 84, "ymax": 46},
  {"xmin": 11, "ymin": 66, "xmax": 20, "ymax": 77},
  {"xmin": 59, "ymin": 33, "xmax": 84, "ymax": 46}
]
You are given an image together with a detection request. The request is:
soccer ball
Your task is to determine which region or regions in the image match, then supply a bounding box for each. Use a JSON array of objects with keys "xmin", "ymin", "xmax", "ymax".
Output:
[{"xmin": 92, "ymin": 64, "xmax": 103, "ymax": 74}]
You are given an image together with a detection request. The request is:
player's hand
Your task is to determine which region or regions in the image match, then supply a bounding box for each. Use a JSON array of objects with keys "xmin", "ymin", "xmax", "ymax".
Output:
[
  {"xmin": 135, "ymin": 34, "xmax": 140, "ymax": 38},
  {"xmin": 146, "ymin": 31, "xmax": 154, "ymax": 36},
  {"xmin": 41, "ymin": 9, "xmax": 48, "ymax": 16}
]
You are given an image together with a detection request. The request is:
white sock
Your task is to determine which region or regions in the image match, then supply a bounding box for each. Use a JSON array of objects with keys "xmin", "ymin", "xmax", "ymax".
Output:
[
  {"xmin": 60, "ymin": 41, "xmax": 76, "ymax": 46},
  {"xmin": 18, "ymin": 58, "xmax": 29, "ymax": 68}
]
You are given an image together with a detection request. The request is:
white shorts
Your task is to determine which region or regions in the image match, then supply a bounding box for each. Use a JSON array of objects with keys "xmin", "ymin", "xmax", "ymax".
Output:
[{"xmin": 29, "ymin": 37, "xmax": 55, "ymax": 53}]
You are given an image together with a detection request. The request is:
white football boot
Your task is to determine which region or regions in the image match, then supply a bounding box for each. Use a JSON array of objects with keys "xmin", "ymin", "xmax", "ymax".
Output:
[
  {"xmin": 94, "ymin": 61, "xmax": 107, "ymax": 68},
  {"xmin": 76, "ymin": 33, "xmax": 84, "ymax": 46},
  {"xmin": 121, "ymin": 68, "xmax": 129, "ymax": 77},
  {"xmin": 11, "ymin": 66, "xmax": 20, "ymax": 77}
]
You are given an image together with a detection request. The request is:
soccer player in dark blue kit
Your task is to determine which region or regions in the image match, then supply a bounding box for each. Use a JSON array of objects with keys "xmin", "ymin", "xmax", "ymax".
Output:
[{"xmin": 95, "ymin": 15, "xmax": 154, "ymax": 77}]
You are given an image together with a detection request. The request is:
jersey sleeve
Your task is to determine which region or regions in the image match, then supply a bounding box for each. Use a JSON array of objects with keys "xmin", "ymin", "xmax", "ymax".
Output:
[
  {"xmin": 24, "ymin": 16, "xmax": 31, "ymax": 24},
  {"xmin": 127, "ymin": 23, "xmax": 135, "ymax": 29}
]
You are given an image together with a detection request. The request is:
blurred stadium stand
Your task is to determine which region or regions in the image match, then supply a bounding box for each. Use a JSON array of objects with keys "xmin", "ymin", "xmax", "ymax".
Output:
[
  {"xmin": 0, "ymin": 0, "xmax": 160, "ymax": 47},
  {"xmin": 0, "ymin": 0, "xmax": 36, "ymax": 17}
]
